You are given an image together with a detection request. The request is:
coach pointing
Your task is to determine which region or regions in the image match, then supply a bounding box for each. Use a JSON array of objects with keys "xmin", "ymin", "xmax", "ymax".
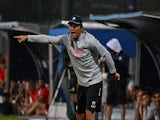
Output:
[{"xmin": 14, "ymin": 15, "xmax": 120, "ymax": 120}]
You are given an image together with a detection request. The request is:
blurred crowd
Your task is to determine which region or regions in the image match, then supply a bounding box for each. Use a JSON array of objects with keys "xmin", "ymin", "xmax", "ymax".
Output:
[
  {"xmin": 0, "ymin": 54, "xmax": 50, "ymax": 116},
  {"xmin": 127, "ymin": 85, "xmax": 160, "ymax": 120}
]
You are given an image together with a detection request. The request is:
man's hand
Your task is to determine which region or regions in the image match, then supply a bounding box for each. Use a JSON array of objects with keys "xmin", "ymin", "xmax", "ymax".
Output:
[
  {"xmin": 14, "ymin": 35, "xmax": 28, "ymax": 43},
  {"xmin": 113, "ymin": 72, "xmax": 120, "ymax": 80}
]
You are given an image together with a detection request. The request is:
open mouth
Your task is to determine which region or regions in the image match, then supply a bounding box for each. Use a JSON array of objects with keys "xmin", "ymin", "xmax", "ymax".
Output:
[
  {"xmin": 71, "ymin": 31, "xmax": 77, "ymax": 37},
  {"xmin": 71, "ymin": 31, "xmax": 76, "ymax": 34}
]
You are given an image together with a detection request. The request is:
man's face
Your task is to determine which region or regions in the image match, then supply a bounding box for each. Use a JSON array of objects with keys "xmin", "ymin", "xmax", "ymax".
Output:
[
  {"xmin": 142, "ymin": 94, "xmax": 151, "ymax": 107},
  {"xmin": 69, "ymin": 23, "xmax": 83, "ymax": 40},
  {"xmin": 136, "ymin": 90, "xmax": 145, "ymax": 102}
]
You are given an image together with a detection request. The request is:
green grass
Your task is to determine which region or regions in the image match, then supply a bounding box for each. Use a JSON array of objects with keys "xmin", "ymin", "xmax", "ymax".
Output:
[{"xmin": 0, "ymin": 115, "xmax": 28, "ymax": 120}]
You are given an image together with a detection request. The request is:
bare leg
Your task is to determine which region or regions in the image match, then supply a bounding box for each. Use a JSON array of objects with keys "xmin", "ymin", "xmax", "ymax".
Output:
[
  {"xmin": 106, "ymin": 105, "xmax": 113, "ymax": 120},
  {"xmin": 25, "ymin": 101, "xmax": 45, "ymax": 115},
  {"xmin": 76, "ymin": 113, "xmax": 86, "ymax": 120},
  {"xmin": 100, "ymin": 104, "xmax": 106, "ymax": 120},
  {"xmin": 99, "ymin": 104, "xmax": 104, "ymax": 120},
  {"xmin": 25, "ymin": 102, "xmax": 39, "ymax": 115},
  {"xmin": 119, "ymin": 104, "xmax": 125, "ymax": 120},
  {"xmin": 86, "ymin": 110, "xmax": 95, "ymax": 120}
]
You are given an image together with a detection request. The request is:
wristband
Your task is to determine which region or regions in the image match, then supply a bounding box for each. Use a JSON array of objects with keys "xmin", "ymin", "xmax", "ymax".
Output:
[{"xmin": 111, "ymin": 73, "xmax": 116, "ymax": 76}]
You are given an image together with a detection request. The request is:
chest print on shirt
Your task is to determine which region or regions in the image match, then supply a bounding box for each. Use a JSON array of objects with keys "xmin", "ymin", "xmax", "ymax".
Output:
[{"xmin": 70, "ymin": 47, "xmax": 86, "ymax": 57}]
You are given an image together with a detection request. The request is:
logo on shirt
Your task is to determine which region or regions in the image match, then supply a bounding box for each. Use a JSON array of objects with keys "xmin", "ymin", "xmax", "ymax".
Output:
[{"xmin": 70, "ymin": 47, "xmax": 86, "ymax": 57}]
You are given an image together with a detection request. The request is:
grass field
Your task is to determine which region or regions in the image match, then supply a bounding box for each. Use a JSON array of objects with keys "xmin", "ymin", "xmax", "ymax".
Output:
[{"xmin": 0, "ymin": 115, "xmax": 28, "ymax": 120}]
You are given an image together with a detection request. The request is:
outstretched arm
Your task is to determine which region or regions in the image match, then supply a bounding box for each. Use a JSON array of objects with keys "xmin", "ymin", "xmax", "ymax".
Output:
[
  {"xmin": 14, "ymin": 34, "xmax": 66, "ymax": 45},
  {"xmin": 14, "ymin": 35, "xmax": 28, "ymax": 43}
]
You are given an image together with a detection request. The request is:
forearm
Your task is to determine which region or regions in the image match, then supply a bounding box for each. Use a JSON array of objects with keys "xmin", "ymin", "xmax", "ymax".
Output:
[
  {"xmin": 28, "ymin": 34, "xmax": 52, "ymax": 43},
  {"xmin": 28, "ymin": 34, "xmax": 63, "ymax": 45},
  {"xmin": 133, "ymin": 110, "xmax": 141, "ymax": 120},
  {"xmin": 103, "ymin": 52, "xmax": 116, "ymax": 74}
]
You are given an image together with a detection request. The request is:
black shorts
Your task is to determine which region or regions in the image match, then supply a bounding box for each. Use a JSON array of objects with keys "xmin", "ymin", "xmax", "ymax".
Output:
[
  {"xmin": 107, "ymin": 78, "xmax": 127, "ymax": 105},
  {"xmin": 76, "ymin": 81, "xmax": 102, "ymax": 113},
  {"xmin": 68, "ymin": 76, "xmax": 78, "ymax": 94}
]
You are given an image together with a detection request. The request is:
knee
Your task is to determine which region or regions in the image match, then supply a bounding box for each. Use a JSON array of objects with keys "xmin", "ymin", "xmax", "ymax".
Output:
[{"xmin": 86, "ymin": 110, "xmax": 95, "ymax": 120}]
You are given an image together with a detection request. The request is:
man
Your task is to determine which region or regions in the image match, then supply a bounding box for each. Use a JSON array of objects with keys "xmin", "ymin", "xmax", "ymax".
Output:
[
  {"xmin": 106, "ymin": 38, "xmax": 129, "ymax": 120},
  {"xmin": 14, "ymin": 15, "xmax": 120, "ymax": 120}
]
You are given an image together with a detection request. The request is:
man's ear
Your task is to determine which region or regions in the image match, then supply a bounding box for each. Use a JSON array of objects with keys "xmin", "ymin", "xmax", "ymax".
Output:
[{"xmin": 81, "ymin": 28, "xmax": 84, "ymax": 32}]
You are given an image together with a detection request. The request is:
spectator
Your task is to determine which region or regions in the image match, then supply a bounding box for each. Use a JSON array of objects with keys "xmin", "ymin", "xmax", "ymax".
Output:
[
  {"xmin": 15, "ymin": 80, "xmax": 27, "ymax": 115},
  {"xmin": 127, "ymin": 74, "xmax": 135, "ymax": 93},
  {"xmin": 0, "ymin": 56, "xmax": 7, "ymax": 93},
  {"xmin": 25, "ymin": 78, "xmax": 49, "ymax": 115},
  {"xmin": 133, "ymin": 88, "xmax": 145, "ymax": 120},
  {"xmin": 0, "ymin": 91, "xmax": 14, "ymax": 115},
  {"xmin": 9, "ymin": 79, "xmax": 27, "ymax": 114},
  {"xmin": 18, "ymin": 80, "xmax": 37, "ymax": 115},
  {"xmin": 150, "ymin": 90, "xmax": 160, "ymax": 120},
  {"xmin": 127, "ymin": 85, "xmax": 139, "ymax": 106},
  {"xmin": 126, "ymin": 74, "xmax": 136, "ymax": 106},
  {"xmin": 9, "ymin": 79, "xmax": 19, "ymax": 104},
  {"xmin": 26, "ymin": 81, "xmax": 37, "ymax": 104},
  {"xmin": 106, "ymin": 38, "xmax": 129, "ymax": 120},
  {"xmin": 137, "ymin": 91, "xmax": 160, "ymax": 120},
  {"xmin": 140, "ymin": 91, "xmax": 152, "ymax": 119}
]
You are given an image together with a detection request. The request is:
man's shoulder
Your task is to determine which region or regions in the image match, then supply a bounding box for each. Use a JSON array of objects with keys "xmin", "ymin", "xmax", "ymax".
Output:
[
  {"xmin": 84, "ymin": 31, "xmax": 95, "ymax": 38},
  {"xmin": 83, "ymin": 31, "xmax": 98, "ymax": 43}
]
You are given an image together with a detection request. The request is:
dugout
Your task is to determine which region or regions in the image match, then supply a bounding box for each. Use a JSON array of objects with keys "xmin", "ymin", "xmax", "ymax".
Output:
[
  {"xmin": 49, "ymin": 11, "xmax": 160, "ymax": 91},
  {"xmin": 89, "ymin": 11, "xmax": 160, "ymax": 91},
  {"xmin": 0, "ymin": 21, "xmax": 59, "ymax": 92}
]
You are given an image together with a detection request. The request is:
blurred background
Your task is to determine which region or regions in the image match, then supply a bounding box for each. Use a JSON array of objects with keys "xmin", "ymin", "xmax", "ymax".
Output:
[
  {"xmin": 0, "ymin": 1, "xmax": 160, "ymax": 119},
  {"xmin": 0, "ymin": 0, "xmax": 160, "ymax": 23}
]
